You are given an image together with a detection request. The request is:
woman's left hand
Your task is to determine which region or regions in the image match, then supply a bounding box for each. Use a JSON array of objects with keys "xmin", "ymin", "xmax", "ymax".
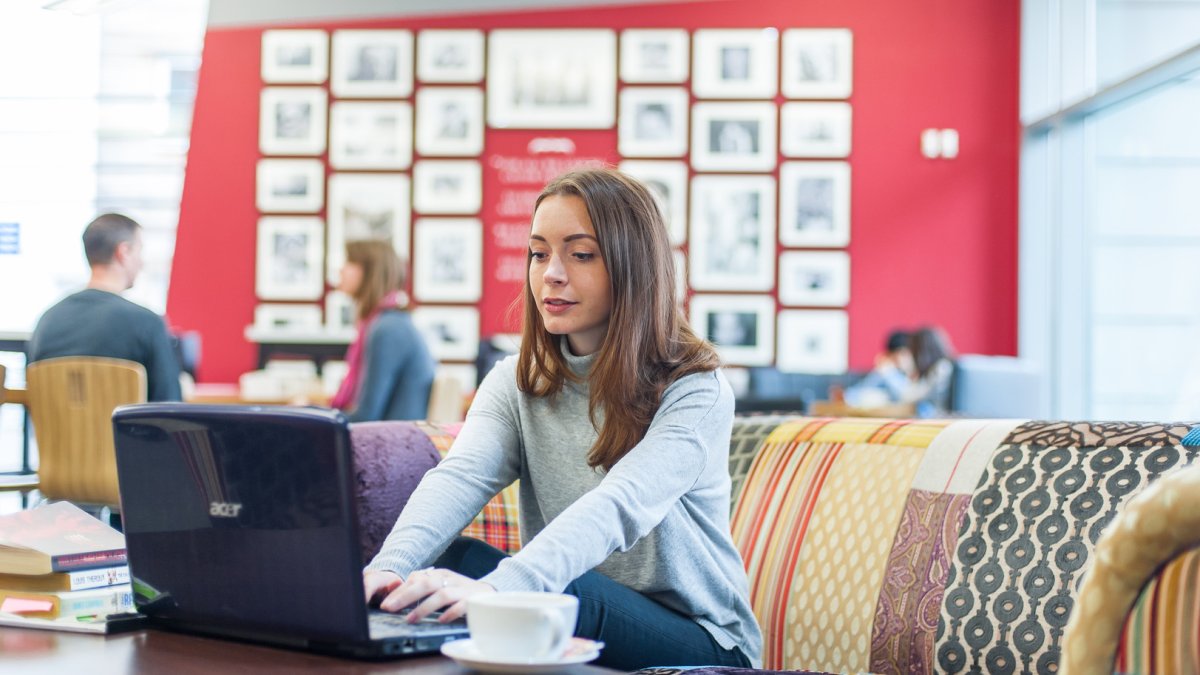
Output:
[{"xmin": 378, "ymin": 567, "xmax": 496, "ymax": 624}]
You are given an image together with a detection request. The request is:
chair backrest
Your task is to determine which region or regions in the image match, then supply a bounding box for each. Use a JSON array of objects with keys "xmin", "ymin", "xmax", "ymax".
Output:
[
  {"xmin": 951, "ymin": 353, "xmax": 1045, "ymax": 417},
  {"xmin": 426, "ymin": 373, "xmax": 464, "ymax": 424},
  {"xmin": 25, "ymin": 356, "xmax": 147, "ymax": 506}
]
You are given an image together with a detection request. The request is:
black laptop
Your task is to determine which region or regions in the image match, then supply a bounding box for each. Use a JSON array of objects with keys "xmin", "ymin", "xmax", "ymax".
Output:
[{"xmin": 111, "ymin": 403, "xmax": 468, "ymax": 658}]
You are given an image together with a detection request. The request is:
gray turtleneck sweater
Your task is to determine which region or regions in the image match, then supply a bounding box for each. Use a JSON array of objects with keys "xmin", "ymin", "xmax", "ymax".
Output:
[{"xmin": 365, "ymin": 348, "xmax": 763, "ymax": 666}]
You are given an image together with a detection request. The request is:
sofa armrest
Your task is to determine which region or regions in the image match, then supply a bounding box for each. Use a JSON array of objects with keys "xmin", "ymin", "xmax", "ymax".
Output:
[
  {"xmin": 1062, "ymin": 462, "xmax": 1200, "ymax": 675},
  {"xmin": 349, "ymin": 421, "xmax": 441, "ymax": 564}
]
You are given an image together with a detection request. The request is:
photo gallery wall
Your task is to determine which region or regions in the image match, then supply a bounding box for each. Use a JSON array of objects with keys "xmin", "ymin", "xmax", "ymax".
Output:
[{"xmin": 252, "ymin": 25, "xmax": 854, "ymax": 375}]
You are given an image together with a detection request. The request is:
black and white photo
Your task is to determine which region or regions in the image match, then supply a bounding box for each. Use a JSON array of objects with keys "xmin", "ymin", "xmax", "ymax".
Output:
[
  {"xmin": 781, "ymin": 28, "xmax": 853, "ymax": 99},
  {"xmin": 618, "ymin": 159, "xmax": 687, "ymax": 245},
  {"xmin": 778, "ymin": 251, "xmax": 850, "ymax": 307},
  {"xmin": 488, "ymin": 29, "xmax": 616, "ymax": 129},
  {"xmin": 416, "ymin": 29, "xmax": 485, "ymax": 83},
  {"xmin": 325, "ymin": 290, "xmax": 356, "ymax": 333},
  {"xmin": 259, "ymin": 87, "xmax": 327, "ymax": 156},
  {"xmin": 413, "ymin": 160, "xmax": 482, "ymax": 215},
  {"xmin": 413, "ymin": 218, "xmax": 482, "ymax": 303},
  {"xmin": 412, "ymin": 306, "xmax": 480, "ymax": 361},
  {"xmin": 253, "ymin": 303, "xmax": 323, "ymax": 332},
  {"xmin": 776, "ymin": 309, "xmax": 848, "ymax": 374},
  {"xmin": 781, "ymin": 102, "xmax": 852, "ymax": 158},
  {"xmin": 692, "ymin": 29, "xmax": 778, "ymax": 99},
  {"xmin": 415, "ymin": 87, "xmax": 484, "ymax": 156},
  {"xmin": 261, "ymin": 30, "xmax": 328, "ymax": 84},
  {"xmin": 256, "ymin": 159, "xmax": 325, "ymax": 213},
  {"xmin": 619, "ymin": 29, "xmax": 688, "ymax": 83},
  {"xmin": 691, "ymin": 102, "xmax": 777, "ymax": 172},
  {"xmin": 328, "ymin": 101, "xmax": 412, "ymax": 170},
  {"xmin": 326, "ymin": 173, "xmax": 411, "ymax": 283},
  {"xmin": 618, "ymin": 86, "xmax": 688, "ymax": 158},
  {"xmin": 688, "ymin": 174, "xmax": 775, "ymax": 291},
  {"xmin": 779, "ymin": 161, "xmax": 850, "ymax": 247},
  {"xmin": 256, "ymin": 217, "xmax": 325, "ymax": 300},
  {"xmin": 689, "ymin": 294, "xmax": 775, "ymax": 366},
  {"xmin": 331, "ymin": 29, "xmax": 413, "ymax": 98}
]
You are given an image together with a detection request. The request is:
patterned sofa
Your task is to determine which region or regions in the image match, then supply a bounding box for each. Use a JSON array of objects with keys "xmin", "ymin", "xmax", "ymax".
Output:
[{"xmin": 349, "ymin": 417, "xmax": 1200, "ymax": 675}]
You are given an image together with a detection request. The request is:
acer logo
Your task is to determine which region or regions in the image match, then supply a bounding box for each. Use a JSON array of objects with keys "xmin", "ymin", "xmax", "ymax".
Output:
[{"xmin": 209, "ymin": 502, "xmax": 243, "ymax": 518}]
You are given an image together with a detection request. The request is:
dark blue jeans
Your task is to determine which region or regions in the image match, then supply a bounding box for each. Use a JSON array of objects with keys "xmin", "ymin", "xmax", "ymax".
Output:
[{"xmin": 434, "ymin": 537, "xmax": 751, "ymax": 671}]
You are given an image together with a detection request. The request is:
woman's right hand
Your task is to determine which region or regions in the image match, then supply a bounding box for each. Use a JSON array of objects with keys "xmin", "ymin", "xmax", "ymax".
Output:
[{"xmin": 363, "ymin": 570, "xmax": 403, "ymax": 605}]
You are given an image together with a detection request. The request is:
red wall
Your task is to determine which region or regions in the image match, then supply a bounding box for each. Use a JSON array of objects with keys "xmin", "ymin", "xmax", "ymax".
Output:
[{"xmin": 168, "ymin": 0, "xmax": 1020, "ymax": 383}]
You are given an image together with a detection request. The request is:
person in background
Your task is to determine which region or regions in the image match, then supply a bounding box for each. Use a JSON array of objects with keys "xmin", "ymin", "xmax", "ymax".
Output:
[
  {"xmin": 361, "ymin": 169, "xmax": 762, "ymax": 670},
  {"xmin": 842, "ymin": 328, "xmax": 913, "ymax": 408},
  {"xmin": 329, "ymin": 240, "xmax": 435, "ymax": 422},
  {"xmin": 27, "ymin": 213, "xmax": 181, "ymax": 401},
  {"xmin": 906, "ymin": 325, "xmax": 957, "ymax": 417}
]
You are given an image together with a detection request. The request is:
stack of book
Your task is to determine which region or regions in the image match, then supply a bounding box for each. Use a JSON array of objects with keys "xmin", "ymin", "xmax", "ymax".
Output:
[{"xmin": 0, "ymin": 502, "xmax": 134, "ymax": 633}]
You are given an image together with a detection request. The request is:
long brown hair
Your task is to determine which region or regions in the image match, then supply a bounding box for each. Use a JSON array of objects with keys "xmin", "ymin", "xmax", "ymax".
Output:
[
  {"xmin": 345, "ymin": 239, "xmax": 406, "ymax": 322},
  {"xmin": 517, "ymin": 168, "xmax": 720, "ymax": 471}
]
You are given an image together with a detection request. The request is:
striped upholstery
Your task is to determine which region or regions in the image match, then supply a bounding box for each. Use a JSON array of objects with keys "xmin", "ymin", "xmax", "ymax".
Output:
[{"xmin": 1115, "ymin": 547, "xmax": 1200, "ymax": 674}]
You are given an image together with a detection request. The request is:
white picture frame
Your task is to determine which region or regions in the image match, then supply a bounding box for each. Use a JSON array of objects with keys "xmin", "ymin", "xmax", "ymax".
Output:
[
  {"xmin": 256, "ymin": 159, "xmax": 325, "ymax": 213},
  {"xmin": 688, "ymin": 174, "xmax": 776, "ymax": 291},
  {"xmin": 331, "ymin": 29, "xmax": 414, "ymax": 98},
  {"xmin": 435, "ymin": 363, "xmax": 479, "ymax": 394},
  {"xmin": 411, "ymin": 306, "xmax": 480, "ymax": 361},
  {"xmin": 487, "ymin": 29, "xmax": 616, "ymax": 129},
  {"xmin": 689, "ymin": 294, "xmax": 775, "ymax": 366},
  {"xmin": 259, "ymin": 87, "xmax": 327, "ymax": 156},
  {"xmin": 778, "ymin": 251, "xmax": 850, "ymax": 307},
  {"xmin": 692, "ymin": 29, "xmax": 778, "ymax": 99},
  {"xmin": 255, "ymin": 217, "xmax": 325, "ymax": 300},
  {"xmin": 673, "ymin": 250, "xmax": 687, "ymax": 303},
  {"xmin": 618, "ymin": 86, "xmax": 689, "ymax": 158},
  {"xmin": 413, "ymin": 218, "xmax": 482, "ymax": 303},
  {"xmin": 329, "ymin": 101, "xmax": 413, "ymax": 170},
  {"xmin": 326, "ymin": 173, "xmax": 411, "ymax": 284},
  {"xmin": 780, "ymin": 102, "xmax": 852, "ymax": 158},
  {"xmin": 417, "ymin": 29, "xmax": 485, "ymax": 83},
  {"xmin": 779, "ymin": 161, "xmax": 851, "ymax": 248},
  {"xmin": 691, "ymin": 102, "xmax": 777, "ymax": 172},
  {"xmin": 620, "ymin": 29, "xmax": 689, "ymax": 83},
  {"xmin": 776, "ymin": 309, "xmax": 848, "ymax": 374},
  {"xmin": 325, "ymin": 290, "xmax": 356, "ymax": 332},
  {"xmin": 253, "ymin": 303, "xmax": 323, "ymax": 332},
  {"xmin": 618, "ymin": 160, "xmax": 687, "ymax": 245},
  {"xmin": 261, "ymin": 29, "xmax": 328, "ymax": 84},
  {"xmin": 781, "ymin": 28, "xmax": 853, "ymax": 100},
  {"xmin": 415, "ymin": 87, "xmax": 484, "ymax": 156},
  {"xmin": 413, "ymin": 160, "xmax": 482, "ymax": 215}
]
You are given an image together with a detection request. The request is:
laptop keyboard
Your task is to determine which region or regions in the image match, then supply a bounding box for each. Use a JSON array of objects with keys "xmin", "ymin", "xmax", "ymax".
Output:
[{"xmin": 367, "ymin": 609, "xmax": 467, "ymax": 638}]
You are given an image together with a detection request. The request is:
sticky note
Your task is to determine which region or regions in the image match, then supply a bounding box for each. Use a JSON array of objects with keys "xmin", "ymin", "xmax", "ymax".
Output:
[{"xmin": 1, "ymin": 597, "xmax": 54, "ymax": 614}]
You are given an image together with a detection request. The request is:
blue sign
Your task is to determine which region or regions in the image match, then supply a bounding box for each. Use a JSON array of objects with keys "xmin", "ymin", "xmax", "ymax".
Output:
[{"xmin": 0, "ymin": 223, "xmax": 17, "ymax": 255}]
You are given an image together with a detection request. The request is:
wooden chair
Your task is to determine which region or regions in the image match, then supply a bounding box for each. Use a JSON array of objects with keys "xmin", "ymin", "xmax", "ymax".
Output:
[{"xmin": 25, "ymin": 356, "xmax": 147, "ymax": 508}]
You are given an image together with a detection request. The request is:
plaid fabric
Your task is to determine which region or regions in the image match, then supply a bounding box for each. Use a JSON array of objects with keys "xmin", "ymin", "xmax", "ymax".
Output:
[
  {"xmin": 1114, "ymin": 546, "xmax": 1200, "ymax": 674},
  {"xmin": 414, "ymin": 421, "xmax": 522, "ymax": 554}
]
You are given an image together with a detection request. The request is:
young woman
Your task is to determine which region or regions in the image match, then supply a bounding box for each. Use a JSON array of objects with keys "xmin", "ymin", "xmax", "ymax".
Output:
[
  {"xmin": 329, "ymin": 239, "xmax": 435, "ymax": 422},
  {"xmin": 362, "ymin": 169, "xmax": 762, "ymax": 669}
]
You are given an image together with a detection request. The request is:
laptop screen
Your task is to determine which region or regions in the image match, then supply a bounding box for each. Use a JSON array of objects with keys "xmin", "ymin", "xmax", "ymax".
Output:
[{"xmin": 112, "ymin": 404, "xmax": 370, "ymax": 643}]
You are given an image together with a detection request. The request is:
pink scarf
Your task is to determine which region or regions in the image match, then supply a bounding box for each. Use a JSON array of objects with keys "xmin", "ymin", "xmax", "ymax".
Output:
[{"xmin": 331, "ymin": 291, "xmax": 401, "ymax": 411}]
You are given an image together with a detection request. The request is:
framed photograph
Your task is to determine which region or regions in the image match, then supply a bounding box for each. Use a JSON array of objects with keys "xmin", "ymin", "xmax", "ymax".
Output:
[
  {"xmin": 692, "ymin": 29, "xmax": 778, "ymax": 99},
  {"xmin": 255, "ymin": 217, "xmax": 325, "ymax": 300},
  {"xmin": 261, "ymin": 30, "xmax": 328, "ymax": 84},
  {"xmin": 781, "ymin": 28, "xmax": 853, "ymax": 99},
  {"xmin": 618, "ymin": 87, "xmax": 688, "ymax": 158},
  {"xmin": 259, "ymin": 87, "xmax": 327, "ymax": 156},
  {"xmin": 331, "ymin": 29, "xmax": 413, "ymax": 98},
  {"xmin": 417, "ymin": 29, "xmax": 484, "ymax": 83},
  {"xmin": 415, "ymin": 87, "xmax": 484, "ymax": 156},
  {"xmin": 413, "ymin": 218, "xmax": 482, "ymax": 303},
  {"xmin": 413, "ymin": 160, "xmax": 482, "ymax": 215},
  {"xmin": 691, "ymin": 102, "xmax": 777, "ymax": 172},
  {"xmin": 325, "ymin": 290, "xmax": 356, "ymax": 332},
  {"xmin": 253, "ymin": 303, "xmax": 323, "ymax": 332},
  {"xmin": 688, "ymin": 174, "xmax": 776, "ymax": 292},
  {"xmin": 778, "ymin": 251, "xmax": 850, "ymax": 307},
  {"xmin": 618, "ymin": 159, "xmax": 687, "ymax": 245},
  {"xmin": 620, "ymin": 29, "xmax": 689, "ymax": 83},
  {"xmin": 779, "ymin": 161, "xmax": 851, "ymax": 248},
  {"xmin": 256, "ymin": 159, "xmax": 325, "ymax": 213},
  {"xmin": 780, "ymin": 102, "xmax": 852, "ymax": 158},
  {"xmin": 689, "ymin": 294, "xmax": 775, "ymax": 366},
  {"xmin": 776, "ymin": 309, "xmax": 848, "ymax": 374},
  {"xmin": 488, "ymin": 29, "xmax": 616, "ymax": 129},
  {"xmin": 673, "ymin": 250, "xmax": 687, "ymax": 303},
  {"xmin": 436, "ymin": 364, "xmax": 479, "ymax": 395},
  {"xmin": 329, "ymin": 101, "xmax": 412, "ymax": 170},
  {"xmin": 411, "ymin": 306, "xmax": 480, "ymax": 361},
  {"xmin": 326, "ymin": 173, "xmax": 411, "ymax": 283}
]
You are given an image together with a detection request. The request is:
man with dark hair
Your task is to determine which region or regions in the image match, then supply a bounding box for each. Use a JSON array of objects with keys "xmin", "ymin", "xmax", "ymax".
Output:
[
  {"xmin": 27, "ymin": 213, "xmax": 182, "ymax": 401},
  {"xmin": 842, "ymin": 328, "xmax": 914, "ymax": 408}
]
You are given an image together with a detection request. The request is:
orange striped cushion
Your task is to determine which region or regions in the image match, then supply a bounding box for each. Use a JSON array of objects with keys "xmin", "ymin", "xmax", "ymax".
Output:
[{"xmin": 1115, "ymin": 546, "xmax": 1200, "ymax": 674}]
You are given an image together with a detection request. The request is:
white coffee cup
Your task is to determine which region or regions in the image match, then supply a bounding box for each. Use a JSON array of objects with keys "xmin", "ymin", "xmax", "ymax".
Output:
[{"xmin": 467, "ymin": 592, "xmax": 579, "ymax": 660}]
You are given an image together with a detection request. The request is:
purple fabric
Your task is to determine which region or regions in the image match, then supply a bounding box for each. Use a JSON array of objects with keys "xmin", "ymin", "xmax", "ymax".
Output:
[
  {"xmin": 349, "ymin": 421, "xmax": 440, "ymax": 563},
  {"xmin": 630, "ymin": 669, "xmax": 833, "ymax": 675}
]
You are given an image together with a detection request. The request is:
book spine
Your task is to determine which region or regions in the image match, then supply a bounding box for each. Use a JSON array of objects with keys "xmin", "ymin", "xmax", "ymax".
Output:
[
  {"xmin": 51, "ymin": 550, "xmax": 127, "ymax": 572},
  {"xmin": 57, "ymin": 585, "xmax": 134, "ymax": 619},
  {"xmin": 65, "ymin": 566, "xmax": 130, "ymax": 591}
]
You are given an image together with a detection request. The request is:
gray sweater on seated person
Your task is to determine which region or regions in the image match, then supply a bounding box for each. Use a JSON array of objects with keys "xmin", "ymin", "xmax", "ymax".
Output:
[{"xmin": 365, "ymin": 348, "xmax": 764, "ymax": 666}]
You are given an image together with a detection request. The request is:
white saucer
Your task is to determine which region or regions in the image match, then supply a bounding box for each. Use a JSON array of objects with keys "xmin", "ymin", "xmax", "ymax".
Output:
[{"xmin": 440, "ymin": 638, "xmax": 602, "ymax": 673}]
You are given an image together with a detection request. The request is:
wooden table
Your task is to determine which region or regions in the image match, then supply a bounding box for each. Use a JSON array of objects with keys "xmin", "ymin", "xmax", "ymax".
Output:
[{"xmin": 0, "ymin": 626, "xmax": 621, "ymax": 674}]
